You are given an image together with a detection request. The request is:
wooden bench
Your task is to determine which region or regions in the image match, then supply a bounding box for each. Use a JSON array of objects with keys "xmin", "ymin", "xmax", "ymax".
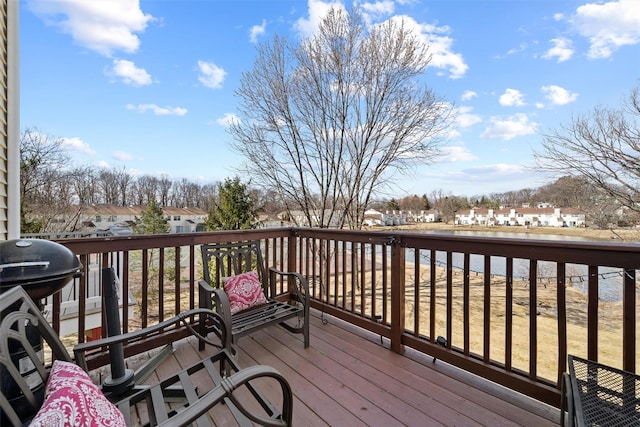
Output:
[
  {"xmin": 199, "ymin": 241, "xmax": 310, "ymax": 352},
  {"xmin": 0, "ymin": 285, "xmax": 293, "ymax": 426}
]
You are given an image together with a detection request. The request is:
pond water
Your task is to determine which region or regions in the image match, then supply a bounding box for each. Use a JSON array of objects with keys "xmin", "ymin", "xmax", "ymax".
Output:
[
  {"xmin": 415, "ymin": 229, "xmax": 594, "ymax": 241},
  {"xmin": 405, "ymin": 230, "xmax": 634, "ymax": 302}
]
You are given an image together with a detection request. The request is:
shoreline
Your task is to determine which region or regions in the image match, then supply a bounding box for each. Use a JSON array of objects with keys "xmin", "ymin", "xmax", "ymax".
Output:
[{"xmin": 377, "ymin": 222, "xmax": 640, "ymax": 242}]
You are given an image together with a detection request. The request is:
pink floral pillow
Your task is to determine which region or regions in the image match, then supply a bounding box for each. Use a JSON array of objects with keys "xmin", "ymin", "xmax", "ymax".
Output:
[
  {"xmin": 30, "ymin": 360, "xmax": 125, "ymax": 427},
  {"xmin": 222, "ymin": 270, "xmax": 269, "ymax": 315}
]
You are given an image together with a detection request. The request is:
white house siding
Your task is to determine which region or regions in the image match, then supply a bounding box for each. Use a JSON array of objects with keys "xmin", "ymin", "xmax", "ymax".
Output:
[
  {"xmin": 78, "ymin": 204, "xmax": 207, "ymax": 234},
  {"xmin": 1, "ymin": 0, "xmax": 19, "ymax": 240},
  {"xmin": 454, "ymin": 207, "xmax": 585, "ymax": 228}
]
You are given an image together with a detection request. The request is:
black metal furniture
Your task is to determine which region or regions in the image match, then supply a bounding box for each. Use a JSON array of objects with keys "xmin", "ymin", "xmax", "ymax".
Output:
[
  {"xmin": 562, "ymin": 354, "xmax": 640, "ymax": 427},
  {"xmin": 199, "ymin": 241, "xmax": 310, "ymax": 352},
  {"xmin": 0, "ymin": 285, "xmax": 293, "ymax": 426}
]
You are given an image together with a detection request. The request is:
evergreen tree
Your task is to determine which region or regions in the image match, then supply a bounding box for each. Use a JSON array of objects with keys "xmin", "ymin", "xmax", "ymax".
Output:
[
  {"xmin": 205, "ymin": 177, "xmax": 258, "ymax": 230},
  {"xmin": 422, "ymin": 194, "xmax": 431, "ymax": 210},
  {"xmin": 387, "ymin": 198, "xmax": 400, "ymax": 211},
  {"xmin": 134, "ymin": 199, "xmax": 170, "ymax": 234}
]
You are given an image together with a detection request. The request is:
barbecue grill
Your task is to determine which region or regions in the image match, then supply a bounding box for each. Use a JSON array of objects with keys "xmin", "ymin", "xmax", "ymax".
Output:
[
  {"xmin": 0, "ymin": 239, "xmax": 82, "ymax": 424},
  {"xmin": 0, "ymin": 239, "xmax": 82, "ymax": 299}
]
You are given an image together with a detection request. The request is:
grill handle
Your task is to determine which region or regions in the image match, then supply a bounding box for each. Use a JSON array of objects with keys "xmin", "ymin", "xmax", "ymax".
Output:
[{"xmin": 0, "ymin": 261, "xmax": 50, "ymax": 270}]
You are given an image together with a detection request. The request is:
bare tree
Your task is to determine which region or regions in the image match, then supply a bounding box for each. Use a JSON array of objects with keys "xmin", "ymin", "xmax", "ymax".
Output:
[
  {"xmin": 230, "ymin": 7, "xmax": 451, "ymax": 229},
  {"xmin": 19, "ymin": 128, "xmax": 75, "ymax": 233},
  {"xmin": 399, "ymin": 195, "xmax": 425, "ymax": 212},
  {"xmin": 170, "ymin": 178, "xmax": 201, "ymax": 208},
  {"xmin": 198, "ymin": 183, "xmax": 219, "ymax": 211},
  {"xmin": 534, "ymin": 84, "xmax": 640, "ymax": 214},
  {"xmin": 114, "ymin": 166, "xmax": 133, "ymax": 206},
  {"xmin": 134, "ymin": 174, "xmax": 160, "ymax": 205},
  {"xmin": 20, "ymin": 128, "xmax": 69, "ymax": 202},
  {"xmin": 97, "ymin": 168, "xmax": 120, "ymax": 204},
  {"xmin": 158, "ymin": 175, "xmax": 173, "ymax": 206},
  {"xmin": 68, "ymin": 166, "xmax": 98, "ymax": 205},
  {"xmin": 438, "ymin": 195, "xmax": 469, "ymax": 224}
]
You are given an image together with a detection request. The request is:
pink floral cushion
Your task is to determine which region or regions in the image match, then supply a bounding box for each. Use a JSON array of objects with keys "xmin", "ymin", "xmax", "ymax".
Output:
[
  {"xmin": 222, "ymin": 270, "xmax": 269, "ymax": 315},
  {"xmin": 30, "ymin": 360, "xmax": 125, "ymax": 427}
]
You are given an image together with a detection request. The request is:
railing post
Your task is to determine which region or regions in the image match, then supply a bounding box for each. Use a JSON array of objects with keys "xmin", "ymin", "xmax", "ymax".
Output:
[
  {"xmin": 287, "ymin": 233, "xmax": 298, "ymax": 292},
  {"xmin": 623, "ymin": 269, "xmax": 636, "ymax": 373},
  {"xmin": 287, "ymin": 234, "xmax": 298, "ymax": 272},
  {"xmin": 390, "ymin": 238, "xmax": 405, "ymax": 354}
]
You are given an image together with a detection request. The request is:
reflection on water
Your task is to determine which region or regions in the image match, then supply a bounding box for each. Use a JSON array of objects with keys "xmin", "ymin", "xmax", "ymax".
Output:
[
  {"xmin": 406, "ymin": 230, "xmax": 635, "ymax": 302},
  {"xmin": 418, "ymin": 229, "xmax": 594, "ymax": 241}
]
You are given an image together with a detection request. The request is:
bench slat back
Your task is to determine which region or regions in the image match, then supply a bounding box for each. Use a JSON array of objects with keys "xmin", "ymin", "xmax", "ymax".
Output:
[{"xmin": 201, "ymin": 241, "xmax": 269, "ymax": 295}]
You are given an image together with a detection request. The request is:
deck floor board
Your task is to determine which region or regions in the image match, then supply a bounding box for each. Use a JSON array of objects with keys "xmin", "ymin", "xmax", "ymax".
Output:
[{"xmin": 124, "ymin": 310, "xmax": 560, "ymax": 426}]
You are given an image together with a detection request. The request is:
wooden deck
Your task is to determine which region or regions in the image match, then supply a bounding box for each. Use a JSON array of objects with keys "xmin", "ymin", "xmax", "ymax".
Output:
[{"xmin": 124, "ymin": 310, "xmax": 561, "ymax": 426}]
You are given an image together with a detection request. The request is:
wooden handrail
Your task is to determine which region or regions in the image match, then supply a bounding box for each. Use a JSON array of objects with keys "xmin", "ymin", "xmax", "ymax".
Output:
[{"xmin": 46, "ymin": 227, "xmax": 638, "ymax": 408}]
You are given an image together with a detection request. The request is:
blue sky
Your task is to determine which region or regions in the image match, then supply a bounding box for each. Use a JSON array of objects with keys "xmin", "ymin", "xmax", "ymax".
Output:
[{"xmin": 20, "ymin": 0, "xmax": 640, "ymax": 198}]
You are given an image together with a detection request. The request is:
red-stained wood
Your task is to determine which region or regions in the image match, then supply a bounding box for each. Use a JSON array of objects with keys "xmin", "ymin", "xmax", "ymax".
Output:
[{"xmin": 121, "ymin": 310, "xmax": 559, "ymax": 426}]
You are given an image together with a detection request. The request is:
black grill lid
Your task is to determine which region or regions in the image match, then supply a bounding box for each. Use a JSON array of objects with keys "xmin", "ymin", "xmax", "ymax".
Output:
[{"xmin": 0, "ymin": 239, "xmax": 82, "ymax": 299}]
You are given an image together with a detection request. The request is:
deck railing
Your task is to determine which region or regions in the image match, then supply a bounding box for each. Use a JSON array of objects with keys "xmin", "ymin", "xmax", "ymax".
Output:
[{"xmin": 47, "ymin": 227, "xmax": 638, "ymax": 407}]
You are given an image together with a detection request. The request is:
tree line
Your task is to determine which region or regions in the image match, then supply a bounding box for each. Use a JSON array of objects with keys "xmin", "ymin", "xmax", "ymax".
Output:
[{"xmin": 21, "ymin": 123, "xmax": 634, "ymax": 234}]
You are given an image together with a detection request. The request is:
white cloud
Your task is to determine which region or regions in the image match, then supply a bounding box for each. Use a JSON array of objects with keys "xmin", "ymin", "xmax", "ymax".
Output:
[
  {"xmin": 294, "ymin": 0, "xmax": 345, "ymax": 36},
  {"xmin": 506, "ymin": 43, "xmax": 528, "ymax": 56},
  {"xmin": 480, "ymin": 114, "xmax": 537, "ymax": 140},
  {"xmin": 461, "ymin": 90, "xmax": 477, "ymax": 101},
  {"xmin": 28, "ymin": 0, "xmax": 153, "ymax": 57},
  {"xmin": 108, "ymin": 59, "xmax": 152, "ymax": 86},
  {"xmin": 462, "ymin": 163, "xmax": 527, "ymax": 178},
  {"xmin": 570, "ymin": 0, "xmax": 640, "ymax": 59},
  {"xmin": 455, "ymin": 106, "xmax": 482, "ymax": 128},
  {"xmin": 61, "ymin": 137, "xmax": 95, "ymax": 156},
  {"xmin": 361, "ymin": 1, "xmax": 395, "ymax": 22},
  {"xmin": 216, "ymin": 113, "xmax": 241, "ymax": 127},
  {"xmin": 390, "ymin": 15, "xmax": 468, "ymax": 79},
  {"xmin": 126, "ymin": 104, "xmax": 187, "ymax": 116},
  {"xmin": 250, "ymin": 19, "xmax": 267, "ymax": 43},
  {"xmin": 541, "ymin": 85, "xmax": 578, "ymax": 105},
  {"xmin": 438, "ymin": 145, "xmax": 477, "ymax": 162},
  {"xmin": 499, "ymin": 88, "xmax": 526, "ymax": 107},
  {"xmin": 113, "ymin": 150, "xmax": 134, "ymax": 161},
  {"xmin": 197, "ymin": 60, "xmax": 227, "ymax": 89},
  {"xmin": 542, "ymin": 37, "xmax": 574, "ymax": 62}
]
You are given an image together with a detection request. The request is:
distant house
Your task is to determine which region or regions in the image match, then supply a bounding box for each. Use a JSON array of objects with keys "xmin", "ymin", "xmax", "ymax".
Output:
[
  {"xmin": 284, "ymin": 210, "xmax": 344, "ymax": 228},
  {"xmin": 256, "ymin": 213, "xmax": 287, "ymax": 228},
  {"xmin": 404, "ymin": 209, "xmax": 441, "ymax": 223},
  {"xmin": 80, "ymin": 204, "xmax": 207, "ymax": 234},
  {"xmin": 363, "ymin": 209, "xmax": 387, "ymax": 226},
  {"xmin": 362, "ymin": 210, "xmax": 408, "ymax": 226},
  {"xmin": 454, "ymin": 207, "xmax": 586, "ymax": 228}
]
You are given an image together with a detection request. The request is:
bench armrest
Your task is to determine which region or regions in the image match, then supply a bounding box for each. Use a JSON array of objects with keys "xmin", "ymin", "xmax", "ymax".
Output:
[
  {"xmin": 198, "ymin": 279, "xmax": 234, "ymax": 329},
  {"xmin": 73, "ymin": 308, "xmax": 230, "ymax": 371},
  {"xmin": 268, "ymin": 268, "xmax": 310, "ymax": 310}
]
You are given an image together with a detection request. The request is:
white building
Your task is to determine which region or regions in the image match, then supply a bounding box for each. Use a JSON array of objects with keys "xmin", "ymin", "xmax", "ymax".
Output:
[
  {"xmin": 455, "ymin": 207, "xmax": 586, "ymax": 228},
  {"xmin": 80, "ymin": 204, "xmax": 207, "ymax": 234},
  {"xmin": 404, "ymin": 209, "xmax": 441, "ymax": 223},
  {"xmin": 362, "ymin": 209, "xmax": 408, "ymax": 226}
]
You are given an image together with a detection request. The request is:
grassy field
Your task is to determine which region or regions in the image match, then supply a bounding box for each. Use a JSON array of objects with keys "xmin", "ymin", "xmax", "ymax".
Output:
[
  {"xmin": 357, "ymin": 223, "xmax": 639, "ymax": 380},
  {"xmin": 395, "ymin": 264, "xmax": 634, "ymax": 381}
]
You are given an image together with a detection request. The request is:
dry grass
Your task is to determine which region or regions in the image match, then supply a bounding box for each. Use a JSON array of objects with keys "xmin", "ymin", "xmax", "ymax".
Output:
[{"xmin": 343, "ymin": 263, "xmax": 638, "ymax": 382}]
